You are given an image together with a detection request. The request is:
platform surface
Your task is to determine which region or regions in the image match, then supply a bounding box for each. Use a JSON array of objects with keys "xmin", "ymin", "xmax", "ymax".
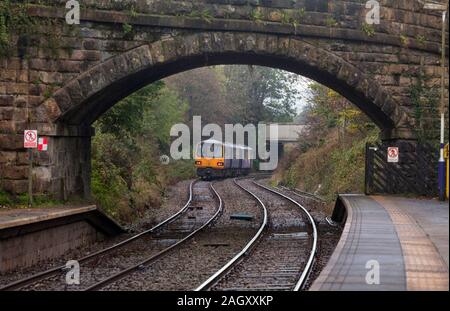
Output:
[
  {"xmin": 0, "ymin": 206, "xmax": 98, "ymax": 230},
  {"xmin": 311, "ymin": 195, "xmax": 449, "ymax": 291}
]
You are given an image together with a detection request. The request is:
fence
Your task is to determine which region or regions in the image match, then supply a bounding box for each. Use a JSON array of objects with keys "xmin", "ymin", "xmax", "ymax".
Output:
[{"xmin": 365, "ymin": 142, "xmax": 438, "ymax": 196}]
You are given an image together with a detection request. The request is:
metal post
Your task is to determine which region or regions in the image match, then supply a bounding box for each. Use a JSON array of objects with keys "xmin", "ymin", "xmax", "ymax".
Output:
[
  {"xmin": 365, "ymin": 143, "xmax": 370, "ymax": 195},
  {"xmin": 422, "ymin": 0, "xmax": 448, "ymax": 201},
  {"xmin": 438, "ymin": 10, "xmax": 447, "ymax": 201},
  {"xmin": 28, "ymin": 148, "xmax": 33, "ymax": 207}
]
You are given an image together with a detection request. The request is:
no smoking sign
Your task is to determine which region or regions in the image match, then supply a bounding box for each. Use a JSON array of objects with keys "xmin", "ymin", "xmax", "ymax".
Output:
[{"xmin": 24, "ymin": 130, "xmax": 38, "ymax": 149}]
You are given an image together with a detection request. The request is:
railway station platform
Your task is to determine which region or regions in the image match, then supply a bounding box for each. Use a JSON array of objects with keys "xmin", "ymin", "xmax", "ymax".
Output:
[
  {"xmin": 0, "ymin": 206, "xmax": 124, "ymax": 273},
  {"xmin": 311, "ymin": 195, "xmax": 449, "ymax": 291}
]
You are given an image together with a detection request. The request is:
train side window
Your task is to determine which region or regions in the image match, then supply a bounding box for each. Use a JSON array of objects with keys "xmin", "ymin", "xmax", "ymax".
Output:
[
  {"xmin": 213, "ymin": 143, "xmax": 223, "ymax": 158},
  {"xmin": 196, "ymin": 144, "xmax": 202, "ymax": 158}
]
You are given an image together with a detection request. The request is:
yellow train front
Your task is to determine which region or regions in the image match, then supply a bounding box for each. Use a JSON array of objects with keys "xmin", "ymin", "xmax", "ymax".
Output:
[{"xmin": 195, "ymin": 140, "xmax": 253, "ymax": 179}]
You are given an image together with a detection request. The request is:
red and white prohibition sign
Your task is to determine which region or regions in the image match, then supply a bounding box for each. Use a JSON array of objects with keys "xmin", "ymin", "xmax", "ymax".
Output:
[
  {"xmin": 24, "ymin": 130, "xmax": 38, "ymax": 149},
  {"xmin": 38, "ymin": 137, "xmax": 48, "ymax": 151},
  {"xmin": 387, "ymin": 147, "xmax": 399, "ymax": 163}
]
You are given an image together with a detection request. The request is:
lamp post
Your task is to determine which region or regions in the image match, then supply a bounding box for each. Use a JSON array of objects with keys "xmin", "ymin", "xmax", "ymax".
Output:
[{"xmin": 422, "ymin": 1, "xmax": 448, "ymax": 201}]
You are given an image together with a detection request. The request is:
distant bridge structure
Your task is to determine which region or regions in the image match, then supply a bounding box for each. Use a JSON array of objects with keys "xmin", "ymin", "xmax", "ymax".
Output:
[{"xmin": 265, "ymin": 124, "xmax": 308, "ymax": 143}]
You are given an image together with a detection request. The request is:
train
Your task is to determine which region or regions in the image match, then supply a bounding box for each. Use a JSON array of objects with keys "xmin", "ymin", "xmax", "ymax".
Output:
[{"xmin": 195, "ymin": 139, "xmax": 253, "ymax": 179}]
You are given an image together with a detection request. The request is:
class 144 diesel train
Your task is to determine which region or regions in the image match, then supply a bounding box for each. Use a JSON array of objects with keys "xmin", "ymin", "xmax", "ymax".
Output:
[{"xmin": 195, "ymin": 139, "xmax": 253, "ymax": 179}]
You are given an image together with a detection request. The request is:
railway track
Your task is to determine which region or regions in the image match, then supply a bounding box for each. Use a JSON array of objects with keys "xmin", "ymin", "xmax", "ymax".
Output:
[
  {"xmin": 85, "ymin": 181, "xmax": 223, "ymax": 291},
  {"xmin": 194, "ymin": 178, "xmax": 268, "ymax": 291},
  {"xmin": 2, "ymin": 178, "xmax": 319, "ymax": 291},
  {"xmin": 196, "ymin": 178, "xmax": 318, "ymax": 291},
  {"xmin": 0, "ymin": 180, "xmax": 221, "ymax": 291},
  {"xmin": 277, "ymin": 186, "xmax": 325, "ymax": 203}
]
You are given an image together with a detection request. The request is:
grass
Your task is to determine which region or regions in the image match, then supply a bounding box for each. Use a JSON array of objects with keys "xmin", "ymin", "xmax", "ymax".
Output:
[
  {"xmin": 0, "ymin": 190, "xmax": 13, "ymax": 206},
  {"xmin": 274, "ymin": 127, "xmax": 380, "ymax": 205},
  {"xmin": 325, "ymin": 17, "xmax": 338, "ymax": 28},
  {"xmin": 91, "ymin": 155, "xmax": 196, "ymax": 223},
  {"xmin": 0, "ymin": 190, "xmax": 64, "ymax": 209},
  {"xmin": 249, "ymin": 9, "xmax": 263, "ymax": 22},
  {"xmin": 362, "ymin": 23, "xmax": 376, "ymax": 37}
]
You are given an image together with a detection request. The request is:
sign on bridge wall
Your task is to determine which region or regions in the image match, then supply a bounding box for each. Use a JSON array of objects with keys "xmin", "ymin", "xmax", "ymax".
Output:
[{"xmin": 24, "ymin": 130, "xmax": 38, "ymax": 149}]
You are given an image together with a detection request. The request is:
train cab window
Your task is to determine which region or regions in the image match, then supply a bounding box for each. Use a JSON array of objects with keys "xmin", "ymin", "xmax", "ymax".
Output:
[{"xmin": 197, "ymin": 142, "xmax": 223, "ymax": 158}]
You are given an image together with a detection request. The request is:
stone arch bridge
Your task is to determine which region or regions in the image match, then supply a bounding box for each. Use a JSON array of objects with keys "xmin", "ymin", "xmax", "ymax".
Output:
[{"xmin": 0, "ymin": 0, "xmax": 448, "ymax": 198}]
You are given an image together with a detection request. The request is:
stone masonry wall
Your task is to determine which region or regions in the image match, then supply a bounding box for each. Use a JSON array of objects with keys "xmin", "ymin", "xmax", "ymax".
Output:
[{"xmin": 0, "ymin": 0, "xmax": 448, "ymax": 197}]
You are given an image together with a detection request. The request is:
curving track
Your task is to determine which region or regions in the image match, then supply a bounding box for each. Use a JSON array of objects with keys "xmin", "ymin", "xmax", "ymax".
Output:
[
  {"xmin": 0, "ymin": 180, "xmax": 220, "ymax": 291},
  {"xmin": 97, "ymin": 178, "xmax": 263, "ymax": 291},
  {"xmin": 196, "ymin": 178, "xmax": 318, "ymax": 291},
  {"xmin": 86, "ymin": 181, "xmax": 223, "ymax": 291}
]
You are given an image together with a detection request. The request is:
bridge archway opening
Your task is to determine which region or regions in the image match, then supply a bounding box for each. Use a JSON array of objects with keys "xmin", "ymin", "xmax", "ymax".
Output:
[
  {"xmin": 56, "ymin": 52, "xmax": 396, "ymax": 136},
  {"xmin": 85, "ymin": 61, "xmax": 381, "ymax": 216}
]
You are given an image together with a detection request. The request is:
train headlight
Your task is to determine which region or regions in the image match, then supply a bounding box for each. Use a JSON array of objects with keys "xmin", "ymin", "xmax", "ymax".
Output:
[
  {"xmin": 217, "ymin": 162, "xmax": 224, "ymax": 167},
  {"xmin": 195, "ymin": 161, "xmax": 202, "ymax": 165}
]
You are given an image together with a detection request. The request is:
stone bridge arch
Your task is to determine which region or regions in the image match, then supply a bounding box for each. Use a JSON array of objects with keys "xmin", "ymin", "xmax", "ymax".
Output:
[
  {"xmin": 0, "ymin": 0, "xmax": 448, "ymax": 198},
  {"xmin": 42, "ymin": 33, "xmax": 403, "ymax": 134}
]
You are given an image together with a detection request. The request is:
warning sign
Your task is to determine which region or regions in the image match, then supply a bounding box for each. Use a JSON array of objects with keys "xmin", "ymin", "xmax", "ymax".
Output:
[
  {"xmin": 24, "ymin": 130, "xmax": 38, "ymax": 149},
  {"xmin": 387, "ymin": 147, "xmax": 399, "ymax": 163},
  {"xmin": 38, "ymin": 137, "xmax": 48, "ymax": 151}
]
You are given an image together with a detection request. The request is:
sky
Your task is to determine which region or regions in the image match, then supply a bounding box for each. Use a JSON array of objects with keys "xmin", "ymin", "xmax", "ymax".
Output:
[{"xmin": 293, "ymin": 76, "xmax": 314, "ymax": 114}]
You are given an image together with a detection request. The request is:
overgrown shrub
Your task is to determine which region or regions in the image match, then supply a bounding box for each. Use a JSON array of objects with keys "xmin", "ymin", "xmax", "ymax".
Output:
[{"xmin": 91, "ymin": 82, "xmax": 194, "ymax": 223}]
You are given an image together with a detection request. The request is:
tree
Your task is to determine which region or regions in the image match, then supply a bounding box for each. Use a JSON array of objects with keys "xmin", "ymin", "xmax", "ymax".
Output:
[
  {"xmin": 301, "ymin": 82, "xmax": 376, "ymax": 146},
  {"xmin": 223, "ymin": 66, "xmax": 300, "ymax": 124},
  {"xmin": 96, "ymin": 82, "xmax": 164, "ymax": 139},
  {"xmin": 166, "ymin": 65, "xmax": 301, "ymax": 126},
  {"xmin": 165, "ymin": 67, "xmax": 232, "ymax": 126}
]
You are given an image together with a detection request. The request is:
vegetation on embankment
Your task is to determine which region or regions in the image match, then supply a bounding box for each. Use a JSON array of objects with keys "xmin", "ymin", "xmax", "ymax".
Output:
[
  {"xmin": 272, "ymin": 83, "xmax": 381, "ymax": 205},
  {"xmin": 274, "ymin": 128, "xmax": 379, "ymax": 203},
  {"xmin": 90, "ymin": 82, "xmax": 194, "ymax": 223}
]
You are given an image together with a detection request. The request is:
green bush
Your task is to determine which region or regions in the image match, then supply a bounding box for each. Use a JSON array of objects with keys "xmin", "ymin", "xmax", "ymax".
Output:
[
  {"xmin": 0, "ymin": 190, "xmax": 63, "ymax": 208},
  {"xmin": 91, "ymin": 82, "xmax": 194, "ymax": 223},
  {"xmin": 0, "ymin": 190, "xmax": 13, "ymax": 206}
]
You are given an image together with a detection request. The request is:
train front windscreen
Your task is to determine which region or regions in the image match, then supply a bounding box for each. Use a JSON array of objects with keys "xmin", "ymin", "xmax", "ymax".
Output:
[{"xmin": 196, "ymin": 142, "xmax": 223, "ymax": 159}]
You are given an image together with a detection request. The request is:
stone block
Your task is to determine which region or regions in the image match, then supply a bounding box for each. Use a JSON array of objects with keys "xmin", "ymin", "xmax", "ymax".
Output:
[
  {"xmin": 16, "ymin": 151, "xmax": 29, "ymax": 165},
  {"xmin": 161, "ymin": 38, "xmax": 178, "ymax": 63},
  {"xmin": 1, "ymin": 165, "xmax": 29, "ymax": 180},
  {"xmin": 64, "ymin": 80, "xmax": 85, "ymax": 108},
  {"xmin": 0, "ymin": 121, "xmax": 16, "ymax": 133},
  {"xmin": 57, "ymin": 60, "xmax": 81, "ymax": 73},
  {"xmin": 1, "ymin": 179, "xmax": 28, "ymax": 193},
  {"xmin": 0, "ymin": 95, "xmax": 14, "ymax": 107},
  {"xmin": 149, "ymin": 41, "xmax": 166, "ymax": 64},
  {"xmin": 0, "ymin": 107, "xmax": 15, "ymax": 120},
  {"xmin": 0, "ymin": 151, "xmax": 17, "ymax": 164},
  {"xmin": 0, "ymin": 134, "xmax": 22, "ymax": 150}
]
